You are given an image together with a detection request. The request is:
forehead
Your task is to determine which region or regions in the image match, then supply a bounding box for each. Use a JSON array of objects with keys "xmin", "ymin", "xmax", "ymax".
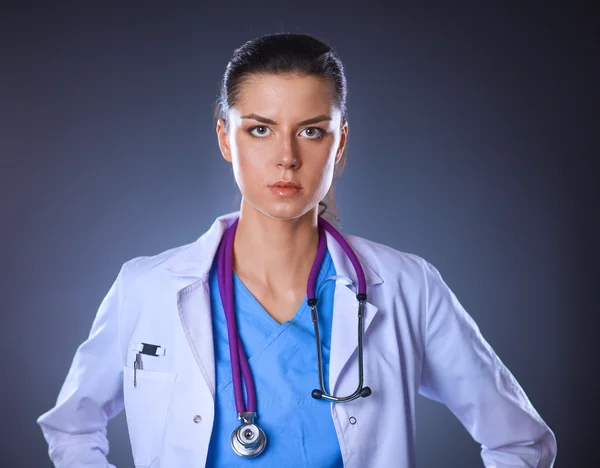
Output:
[{"xmin": 234, "ymin": 74, "xmax": 336, "ymax": 116}]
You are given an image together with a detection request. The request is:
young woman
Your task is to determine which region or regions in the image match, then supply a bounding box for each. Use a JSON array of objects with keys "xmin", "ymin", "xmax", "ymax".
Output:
[{"xmin": 37, "ymin": 33, "xmax": 557, "ymax": 467}]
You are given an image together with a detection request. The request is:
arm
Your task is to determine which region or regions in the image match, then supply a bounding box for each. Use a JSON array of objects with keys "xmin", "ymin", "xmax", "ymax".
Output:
[
  {"xmin": 36, "ymin": 263, "xmax": 129, "ymax": 468},
  {"xmin": 418, "ymin": 260, "xmax": 557, "ymax": 467}
]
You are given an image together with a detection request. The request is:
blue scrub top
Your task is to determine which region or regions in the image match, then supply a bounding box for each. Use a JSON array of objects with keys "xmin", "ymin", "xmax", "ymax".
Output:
[{"xmin": 205, "ymin": 248, "xmax": 342, "ymax": 467}]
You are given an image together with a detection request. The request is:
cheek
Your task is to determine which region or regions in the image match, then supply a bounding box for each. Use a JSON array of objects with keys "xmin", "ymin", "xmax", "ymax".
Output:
[
  {"xmin": 315, "ymin": 158, "xmax": 336, "ymax": 191},
  {"xmin": 231, "ymin": 139, "xmax": 270, "ymax": 187},
  {"xmin": 309, "ymin": 140, "xmax": 337, "ymax": 175},
  {"xmin": 235, "ymin": 147, "xmax": 266, "ymax": 178},
  {"xmin": 241, "ymin": 146, "xmax": 266, "ymax": 168}
]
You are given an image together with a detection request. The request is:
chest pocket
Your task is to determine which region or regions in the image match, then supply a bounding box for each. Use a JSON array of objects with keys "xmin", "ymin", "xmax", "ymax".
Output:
[{"xmin": 123, "ymin": 365, "xmax": 177, "ymax": 467}]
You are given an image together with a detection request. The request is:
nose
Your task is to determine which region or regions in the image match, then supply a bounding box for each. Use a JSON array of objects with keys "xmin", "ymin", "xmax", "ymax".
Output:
[{"xmin": 277, "ymin": 134, "xmax": 300, "ymax": 170}]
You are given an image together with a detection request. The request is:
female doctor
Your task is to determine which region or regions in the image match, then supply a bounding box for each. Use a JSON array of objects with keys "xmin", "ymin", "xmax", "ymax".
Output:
[{"xmin": 37, "ymin": 33, "xmax": 557, "ymax": 468}]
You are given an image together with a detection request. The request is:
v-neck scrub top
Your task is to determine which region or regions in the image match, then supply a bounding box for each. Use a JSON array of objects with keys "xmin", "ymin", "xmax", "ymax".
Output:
[{"xmin": 205, "ymin": 248, "xmax": 342, "ymax": 467}]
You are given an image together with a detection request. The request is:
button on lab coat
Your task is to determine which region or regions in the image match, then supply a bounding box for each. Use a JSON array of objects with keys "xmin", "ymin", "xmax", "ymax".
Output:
[{"xmin": 37, "ymin": 211, "xmax": 557, "ymax": 467}]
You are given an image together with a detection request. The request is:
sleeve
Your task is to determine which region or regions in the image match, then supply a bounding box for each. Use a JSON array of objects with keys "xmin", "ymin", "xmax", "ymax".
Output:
[
  {"xmin": 417, "ymin": 260, "xmax": 557, "ymax": 467},
  {"xmin": 36, "ymin": 262, "xmax": 129, "ymax": 468}
]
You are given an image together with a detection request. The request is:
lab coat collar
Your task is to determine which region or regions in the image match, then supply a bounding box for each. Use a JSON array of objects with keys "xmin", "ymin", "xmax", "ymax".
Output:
[{"xmin": 164, "ymin": 210, "xmax": 383, "ymax": 287}]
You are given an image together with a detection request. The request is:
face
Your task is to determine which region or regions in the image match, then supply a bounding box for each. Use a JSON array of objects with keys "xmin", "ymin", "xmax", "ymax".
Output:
[{"xmin": 216, "ymin": 74, "xmax": 348, "ymax": 220}]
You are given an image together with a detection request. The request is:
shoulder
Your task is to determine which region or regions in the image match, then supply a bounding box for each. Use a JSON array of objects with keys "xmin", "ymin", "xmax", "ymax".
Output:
[
  {"xmin": 345, "ymin": 235, "xmax": 457, "ymax": 312},
  {"xmin": 116, "ymin": 241, "xmax": 196, "ymax": 287},
  {"xmin": 343, "ymin": 232, "xmax": 445, "ymax": 291},
  {"xmin": 346, "ymin": 232, "xmax": 429, "ymax": 274}
]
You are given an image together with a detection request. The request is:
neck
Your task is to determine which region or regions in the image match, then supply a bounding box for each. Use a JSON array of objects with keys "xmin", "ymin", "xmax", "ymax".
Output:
[{"xmin": 232, "ymin": 201, "xmax": 320, "ymax": 291}]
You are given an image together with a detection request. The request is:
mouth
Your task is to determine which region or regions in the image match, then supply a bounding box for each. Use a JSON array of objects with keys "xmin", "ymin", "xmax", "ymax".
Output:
[
  {"xmin": 268, "ymin": 180, "xmax": 301, "ymax": 189},
  {"xmin": 268, "ymin": 180, "xmax": 302, "ymax": 197}
]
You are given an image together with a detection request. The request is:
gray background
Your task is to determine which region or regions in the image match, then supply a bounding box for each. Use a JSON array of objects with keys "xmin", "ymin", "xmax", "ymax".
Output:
[{"xmin": 1, "ymin": 2, "xmax": 597, "ymax": 467}]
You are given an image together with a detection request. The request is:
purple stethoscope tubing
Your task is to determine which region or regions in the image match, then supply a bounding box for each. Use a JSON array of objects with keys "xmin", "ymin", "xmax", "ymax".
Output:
[
  {"xmin": 217, "ymin": 219, "xmax": 257, "ymax": 413},
  {"xmin": 308, "ymin": 216, "xmax": 367, "ymax": 297},
  {"xmin": 216, "ymin": 216, "xmax": 371, "ymax": 418}
]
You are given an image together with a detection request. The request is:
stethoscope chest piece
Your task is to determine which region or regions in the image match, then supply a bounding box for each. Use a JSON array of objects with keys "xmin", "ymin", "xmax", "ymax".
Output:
[{"xmin": 230, "ymin": 412, "xmax": 267, "ymax": 458}]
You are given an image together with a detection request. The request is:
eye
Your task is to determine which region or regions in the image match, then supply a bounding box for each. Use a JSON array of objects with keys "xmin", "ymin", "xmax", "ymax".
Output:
[
  {"xmin": 300, "ymin": 127, "xmax": 324, "ymax": 139},
  {"xmin": 248, "ymin": 126, "xmax": 271, "ymax": 137}
]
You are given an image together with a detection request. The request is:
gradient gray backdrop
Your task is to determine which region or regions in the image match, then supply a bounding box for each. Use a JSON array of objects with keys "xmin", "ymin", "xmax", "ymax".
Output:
[{"xmin": 1, "ymin": 2, "xmax": 597, "ymax": 467}]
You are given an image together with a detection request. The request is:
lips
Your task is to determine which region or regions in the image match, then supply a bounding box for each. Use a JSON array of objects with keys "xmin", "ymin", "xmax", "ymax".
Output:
[
  {"xmin": 269, "ymin": 180, "xmax": 301, "ymax": 189},
  {"xmin": 268, "ymin": 180, "xmax": 302, "ymax": 197}
]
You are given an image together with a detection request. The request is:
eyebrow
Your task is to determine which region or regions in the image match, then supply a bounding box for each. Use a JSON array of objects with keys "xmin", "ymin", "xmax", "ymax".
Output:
[{"xmin": 241, "ymin": 113, "xmax": 332, "ymax": 126}]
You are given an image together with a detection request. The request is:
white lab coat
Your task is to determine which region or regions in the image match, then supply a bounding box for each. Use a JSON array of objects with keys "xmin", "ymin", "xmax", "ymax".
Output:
[{"xmin": 37, "ymin": 211, "xmax": 557, "ymax": 467}]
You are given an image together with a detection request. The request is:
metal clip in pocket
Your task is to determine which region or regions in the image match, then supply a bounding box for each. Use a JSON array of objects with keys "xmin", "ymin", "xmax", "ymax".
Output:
[
  {"xmin": 133, "ymin": 342, "xmax": 167, "ymax": 357},
  {"xmin": 133, "ymin": 352, "xmax": 142, "ymax": 387},
  {"xmin": 131, "ymin": 342, "xmax": 167, "ymax": 388}
]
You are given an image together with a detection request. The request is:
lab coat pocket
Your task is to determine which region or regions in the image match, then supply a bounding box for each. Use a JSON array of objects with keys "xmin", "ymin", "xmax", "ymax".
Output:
[{"xmin": 123, "ymin": 365, "xmax": 177, "ymax": 467}]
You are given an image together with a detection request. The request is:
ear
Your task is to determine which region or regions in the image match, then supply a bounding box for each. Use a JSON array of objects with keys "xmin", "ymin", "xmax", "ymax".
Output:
[
  {"xmin": 335, "ymin": 120, "xmax": 348, "ymax": 165},
  {"xmin": 216, "ymin": 118, "xmax": 232, "ymax": 163}
]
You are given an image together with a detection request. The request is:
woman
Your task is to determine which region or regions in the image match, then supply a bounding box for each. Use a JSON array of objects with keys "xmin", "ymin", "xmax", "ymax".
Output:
[{"xmin": 37, "ymin": 33, "xmax": 557, "ymax": 467}]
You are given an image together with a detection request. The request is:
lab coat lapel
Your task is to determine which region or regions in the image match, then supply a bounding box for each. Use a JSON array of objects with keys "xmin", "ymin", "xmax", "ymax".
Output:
[
  {"xmin": 173, "ymin": 277, "xmax": 216, "ymax": 396},
  {"xmin": 325, "ymin": 229, "xmax": 383, "ymax": 395},
  {"xmin": 164, "ymin": 211, "xmax": 240, "ymax": 399}
]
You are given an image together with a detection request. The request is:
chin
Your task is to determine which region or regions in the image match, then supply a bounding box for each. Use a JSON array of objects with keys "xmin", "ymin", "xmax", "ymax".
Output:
[{"xmin": 248, "ymin": 199, "xmax": 316, "ymax": 221}]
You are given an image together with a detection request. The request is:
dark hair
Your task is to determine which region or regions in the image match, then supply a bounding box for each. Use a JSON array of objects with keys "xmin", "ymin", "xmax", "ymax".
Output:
[{"xmin": 215, "ymin": 33, "xmax": 348, "ymax": 221}]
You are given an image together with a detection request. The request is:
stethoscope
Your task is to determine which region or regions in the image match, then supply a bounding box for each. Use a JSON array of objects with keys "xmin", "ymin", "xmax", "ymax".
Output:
[{"xmin": 216, "ymin": 216, "xmax": 372, "ymax": 458}]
